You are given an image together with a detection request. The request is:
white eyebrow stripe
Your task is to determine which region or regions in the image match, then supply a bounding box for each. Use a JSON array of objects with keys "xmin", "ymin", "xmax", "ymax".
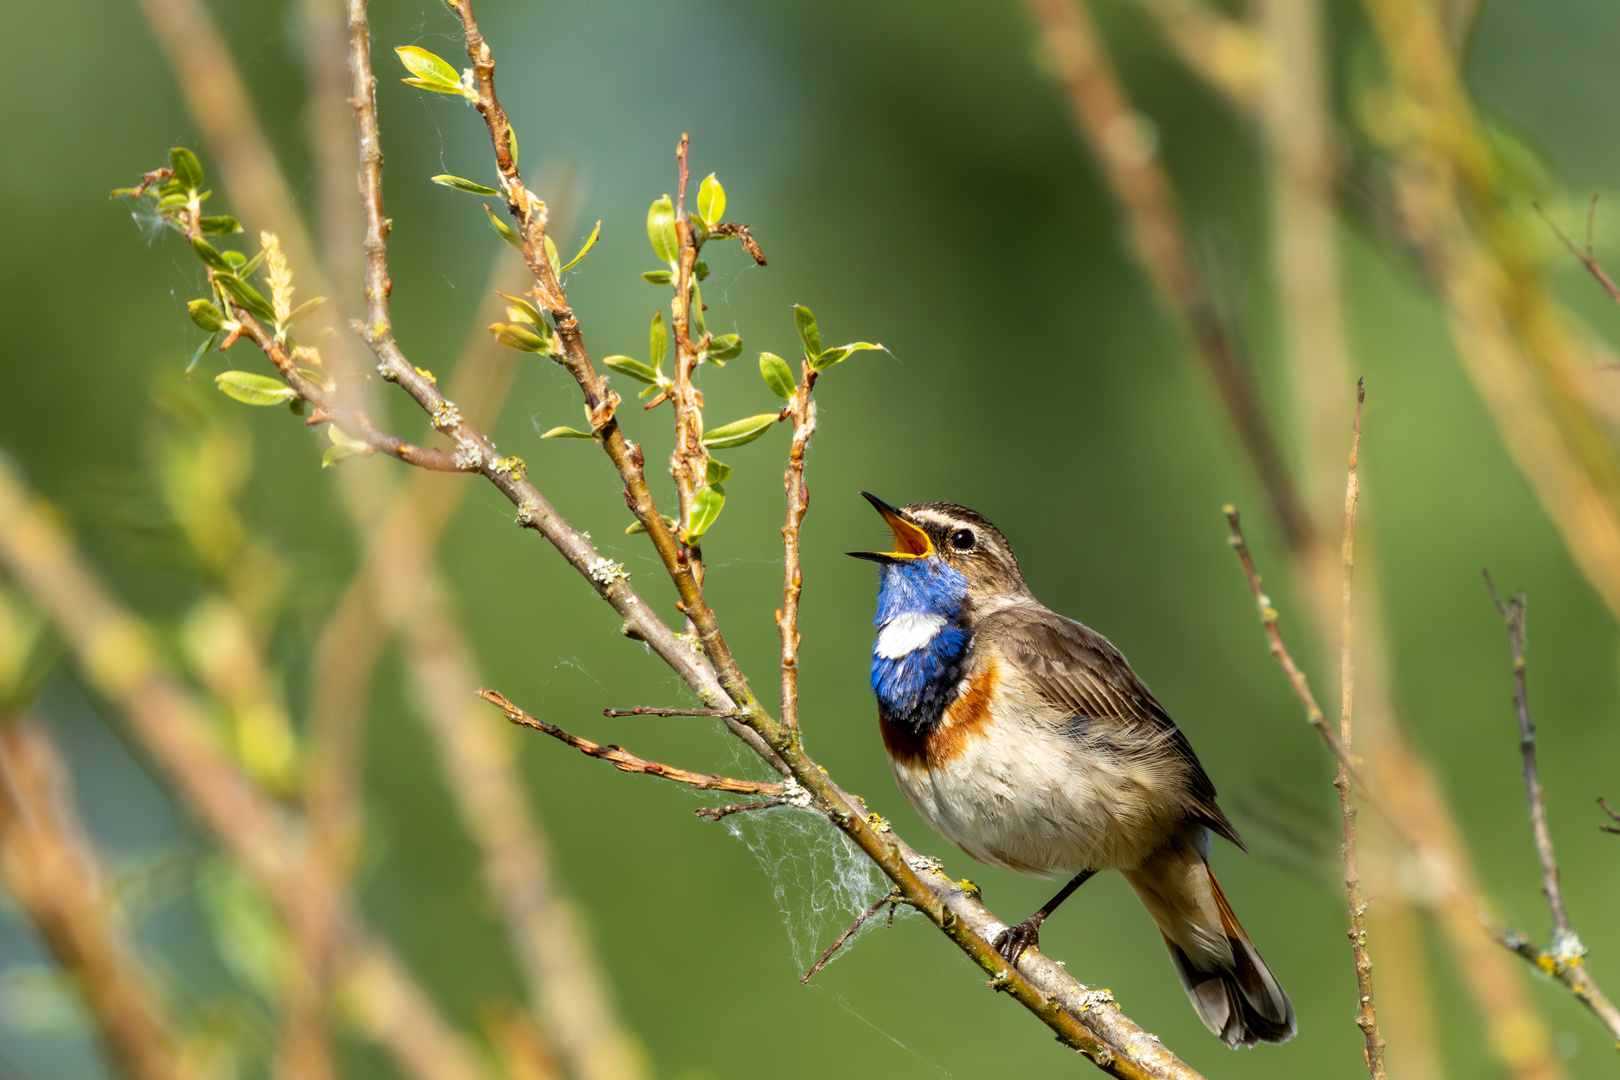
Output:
[{"xmin": 875, "ymin": 612, "xmax": 948, "ymax": 659}]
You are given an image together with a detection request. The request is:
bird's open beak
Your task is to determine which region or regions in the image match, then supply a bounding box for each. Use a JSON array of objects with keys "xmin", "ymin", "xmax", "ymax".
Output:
[{"xmin": 847, "ymin": 492, "xmax": 933, "ymax": 562}]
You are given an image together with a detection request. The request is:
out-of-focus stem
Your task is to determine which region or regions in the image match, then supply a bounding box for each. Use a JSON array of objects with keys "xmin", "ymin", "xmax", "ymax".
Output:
[
  {"xmin": 0, "ymin": 720, "xmax": 188, "ymax": 1080},
  {"xmin": 0, "ymin": 456, "xmax": 494, "ymax": 1080},
  {"xmin": 1024, "ymin": 0, "xmax": 1317, "ymax": 564},
  {"xmin": 1253, "ymin": 4, "xmax": 1442, "ymax": 1074},
  {"xmin": 1362, "ymin": 0, "xmax": 1620, "ymax": 624},
  {"xmin": 405, "ymin": 589, "xmax": 647, "ymax": 1080},
  {"xmin": 1257, "ymin": 0, "xmax": 1352, "ymax": 543},
  {"xmin": 319, "ymin": 252, "xmax": 647, "ymax": 1080},
  {"xmin": 1132, "ymin": 0, "xmax": 1265, "ymax": 113}
]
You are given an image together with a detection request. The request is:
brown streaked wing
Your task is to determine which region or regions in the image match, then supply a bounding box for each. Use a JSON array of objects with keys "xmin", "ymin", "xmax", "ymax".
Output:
[{"xmin": 982, "ymin": 602, "xmax": 1243, "ymax": 849}]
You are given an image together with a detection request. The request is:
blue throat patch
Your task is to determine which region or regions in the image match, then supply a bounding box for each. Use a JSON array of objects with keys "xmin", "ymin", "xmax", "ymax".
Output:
[{"xmin": 870, "ymin": 558, "xmax": 971, "ymax": 734}]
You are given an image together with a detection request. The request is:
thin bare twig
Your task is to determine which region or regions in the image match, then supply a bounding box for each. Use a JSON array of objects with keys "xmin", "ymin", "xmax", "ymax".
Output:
[
  {"xmin": 1484, "ymin": 578, "xmax": 1570, "ymax": 936},
  {"xmin": 1335, "ymin": 383, "xmax": 1386, "ymax": 1077},
  {"xmin": 479, "ymin": 691, "xmax": 785, "ymax": 797},
  {"xmin": 1484, "ymin": 575, "xmax": 1620, "ymax": 1040},
  {"xmin": 1536, "ymin": 198, "xmax": 1620, "ymax": 306},
  {"xmin": 801, "ymin": 892, "xmax": 901, "ymax": 984},
  {"xmin": 603, "ymin": 707, "xmax": 741, "ymax": 718},
  {"xmin": 1224, "ymin": 508, "xmax": 1360, "ymax": 780},
  {"xmin": 693, "ymin": 799, "xmax": 787, "ymax": 822},
  {"xmin": 1601, "ymin": 797, "xmax": 1620, "ymax": 834}
]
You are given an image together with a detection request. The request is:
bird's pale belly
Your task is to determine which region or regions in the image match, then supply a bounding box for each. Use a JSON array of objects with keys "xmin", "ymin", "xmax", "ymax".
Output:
[{"xmin": 882, "ymin": 664, "xmax": 1184, "ymax": 877}]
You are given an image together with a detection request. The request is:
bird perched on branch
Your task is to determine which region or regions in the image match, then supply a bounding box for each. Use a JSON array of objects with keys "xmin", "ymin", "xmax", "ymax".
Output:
[{"xmin": 850, "ymin": 494, "xmax": 1294, "ymax": 1047}]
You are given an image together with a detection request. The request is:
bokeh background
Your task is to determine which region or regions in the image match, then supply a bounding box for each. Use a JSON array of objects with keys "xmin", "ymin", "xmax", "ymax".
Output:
[{"xmin": 4, "ymin": 0, "xmax": 1620, "ymax": 1078}]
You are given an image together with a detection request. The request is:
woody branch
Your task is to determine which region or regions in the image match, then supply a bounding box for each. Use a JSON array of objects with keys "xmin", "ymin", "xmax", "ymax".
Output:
[{"xmin": 252, "ymin": 0, "xmax": 1215, "ymax": 1073}]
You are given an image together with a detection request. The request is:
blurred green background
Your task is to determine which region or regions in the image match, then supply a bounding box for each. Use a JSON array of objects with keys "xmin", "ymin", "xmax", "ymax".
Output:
[{"xmin": 4, "ymin": 0, "xmax": 1620, "ymax": 1077}]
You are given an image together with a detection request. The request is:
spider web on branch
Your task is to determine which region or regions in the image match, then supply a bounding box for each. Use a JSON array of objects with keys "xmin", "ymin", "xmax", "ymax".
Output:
[{"xmin": 723, "ymin": 803, "xmax": 901, "ymax": 973}]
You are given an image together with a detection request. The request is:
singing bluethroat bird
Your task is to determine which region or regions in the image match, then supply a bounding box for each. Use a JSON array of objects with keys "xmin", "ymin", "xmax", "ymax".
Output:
[{"xmin": 850, "ymin": 494, "xmax": 1295, "ymax": 1047}]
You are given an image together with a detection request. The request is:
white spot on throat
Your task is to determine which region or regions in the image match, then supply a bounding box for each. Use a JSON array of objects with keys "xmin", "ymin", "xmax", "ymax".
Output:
[{"xmin": 875, "ymin": 612, "xmax": 948, "ymax": 659}]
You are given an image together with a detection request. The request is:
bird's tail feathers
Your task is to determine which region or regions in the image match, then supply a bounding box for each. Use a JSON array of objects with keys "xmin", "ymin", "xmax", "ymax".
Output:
[{"xmin": 1125, "ymin": 836, "xmax": 1296, "ymax": 1048}]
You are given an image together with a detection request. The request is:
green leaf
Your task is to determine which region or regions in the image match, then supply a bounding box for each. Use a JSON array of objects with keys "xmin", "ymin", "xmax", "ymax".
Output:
[
  {"xmin": 759, "ymin": 352, "xmax": 796, "ymax": 399},
  {"xmin": 647, "ymin": 195, "xmax": 678, "ymax": 265},
  {"xmin": 191, "ymin": 237, "xmax": 234, "ymax": 273},
  {"xmin": 322, "ymin": 426, "xmax": 372, "ymax": 468},
  {"xmin": 432, "ymin": 174, "xmax": 500, "ymax": 196},
  {"xmin": 650, "ymin": 311, "xmax": 668, "ymax": 370},
  {"xmin": 697, "ymin": 173, "xmax": 726, "ymax": 226},
  {"xmin": 507, "ymin": 124, "xmax": 519, "ymax": 165},
  {"xmin": 693, "ymin": 261, "xmax": 710, "ymax": 281},
  {"xmin": 690, "ymin": 281, "xmax": 706, "ymax": 339},
  {"xmin": 701, "ymin": 413, "xmax": 781, "ymax": 450},
  {"xmin": 706, "ymin": 459, "xmax": 732, "ymax": 485},
  {"xmin": 234, "ymin": 248, "xmax": 264, "ymax": 275},
  {"xmin": 558, "ymin": 220, "xmax": 601, "ymax": 272},
  {"xmin": 489, "ymin": 322, "xmax": 552, "ymax": 353},
  {"xmin": 707, "ymin": 333, "xmax": 742, "ymax": 361},
  {"xmin": 395, "ymin": 46, "xmax": 464, "ymax": 93},
  {"xmin": 793, "ymin": 305, "xmax": 822, "ymax": 360},
  {"xmin": 540, "ymin": 426, "xmax": 596, "ymax": 440},
  {"xmin": 639, "ymin": 382, "xmax": 666, "ymax": 399},
  {"xmin": 641, "ymin": 270, "xmax": 673, "ymax": 285},
  {"xmin": 811, "ymin": 341, "xmax": 885, "ymax": 372},
  {"xmin": 216, "ymin": 371, "xmax": 295, "ymax": 406},
  {"xmin": 543, "ymin": 235, "xmax": 560, "ymax": 276},
  {"xmin": 170, "ymin": 147, "xmax": 204, "ymax": 191},
  {"xmin": 195, "ymin": 860, "xmax": 284, "ymax": 1001},
  {"xmin": 485, "ymin": 204, "xmax": 523, "ymax": 250},
  {"xmin": 188, "ymin": 299, "xmax": 225, "ymax": 332},
  {"xmin": 603, "ymin": 356, "xmax": 660, "ymax": 384},
  {"xmin": 218, "ymin": 275, "xmax": 276, "ymax": 322},
  {"xmin": 156, "ymin": 193, "xmax": 189, "ymax": 213},
  {"xmin": 686, "ymin": 485, "xmax": 725, "ymax": 542},
  {"xmin": 496, "ymin": 292, "xmax": 545, "ymax": 327},
  {"xmin": 625, "ymin": 514, "xmax": 678, "ymax": 535},
  {"xmin": 322, "ymin": 444, "xmax": 361, "ymax": 468},
  {"xmin": 185, "ymin": 332, "xmax": 220, "ymax": 377},
  {"xmin": 199, "ymin": 215, "xmax": 242, "ymax": 235},
  {"xmin": 285, "ymin": 296, "xmax": 326, "ymax": 327}
]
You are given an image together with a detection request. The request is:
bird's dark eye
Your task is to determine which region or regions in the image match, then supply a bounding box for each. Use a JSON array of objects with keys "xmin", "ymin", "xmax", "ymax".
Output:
[{"xmin": 950, "ymin": 528, "xmax": 976, "ymax": 551}]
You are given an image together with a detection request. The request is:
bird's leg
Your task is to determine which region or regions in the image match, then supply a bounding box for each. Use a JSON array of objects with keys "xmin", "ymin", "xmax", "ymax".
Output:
[{"xmin": 993, "ymin": 869, "xmax": 1095, "ymax": 963}]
